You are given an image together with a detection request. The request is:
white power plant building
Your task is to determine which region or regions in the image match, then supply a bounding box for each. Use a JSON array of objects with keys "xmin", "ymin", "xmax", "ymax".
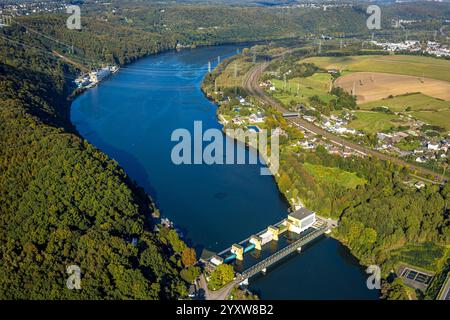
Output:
[{"xmin": 286, "ymin": 208, "xmax": 316, "ymax": 234}]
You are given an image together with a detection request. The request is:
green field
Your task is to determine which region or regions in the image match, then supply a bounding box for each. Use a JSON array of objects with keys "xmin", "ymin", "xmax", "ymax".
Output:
[
  {"xmin": 270, "ymin": 73, "xmax": 334, "ymax": 106},
  {"xmin": 301, "ymin": 55, "xmax": 450, "ymax": 82},
  {"xmin": 412, "ymin": 109, "xmax": 450, "ymax": 131},
  {"xmin": 360, "ymin": 93, "xmax": 450, "ymax": 112},
  {"xmin": 396, "ymin": 139, "xmax": 422, "ymax": 152},
  {"xmin": 299, "ymin": 55, "xmax": 450, "ymax": 132},
  {"xmin": 303, "ymin": 163, "xmax": 366, "ymax": 189},
  {"xmin": 347, "ymin": 111, "xmax": 402, "ymax": 134},
  {"xmin": 388, "ymin": 243, "xmax": 448, "ymax": 272}
]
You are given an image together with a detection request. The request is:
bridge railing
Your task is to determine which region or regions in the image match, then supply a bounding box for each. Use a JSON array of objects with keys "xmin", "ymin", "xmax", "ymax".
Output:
[{"xmin": 237, "ymin": 226, "xmax": 326, "ymax": 280}]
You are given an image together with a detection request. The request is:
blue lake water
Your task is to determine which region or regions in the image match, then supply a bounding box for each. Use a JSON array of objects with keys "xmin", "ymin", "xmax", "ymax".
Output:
[{"xmin": 71, "ymin": 44, "xmax": 379, "ymax": 299}]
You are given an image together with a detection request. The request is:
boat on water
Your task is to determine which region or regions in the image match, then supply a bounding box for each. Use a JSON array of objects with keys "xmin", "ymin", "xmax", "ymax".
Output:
[{"xmin": 74, "ymin": 65, "xmax": 119, "ymax": 89}]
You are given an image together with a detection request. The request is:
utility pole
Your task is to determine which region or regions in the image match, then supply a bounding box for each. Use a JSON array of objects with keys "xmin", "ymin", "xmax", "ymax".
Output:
[
  {"xmin": 441, "ymin": 163, "xmax": 448, "ymax": 184},
  {"xmin": 253, "ymin": 52, "xmax": 256, "ymax": 64},
  {"xmin": 297, "ymin": 83, "xmax": 300, "ymax": 96},
  {"xmin": 318, "ymin": 39, "xmax": 322, "ymax": 54},
  {"xmin": 208, "ymin": 61, "xmax": 211, "ymax": 73},
  {"xmin": 217, "ymin": 56, "xmax": 221, "ymax": 64},
  {"xmin": 234, "ymin": 62, "xmax": 238, "ymax": 95}
]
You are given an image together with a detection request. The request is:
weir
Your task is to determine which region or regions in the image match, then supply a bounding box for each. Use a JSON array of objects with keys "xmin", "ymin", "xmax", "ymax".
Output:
[{"xmin": 207, "ymin": 208, "xmax": 333, "ymax": 279}]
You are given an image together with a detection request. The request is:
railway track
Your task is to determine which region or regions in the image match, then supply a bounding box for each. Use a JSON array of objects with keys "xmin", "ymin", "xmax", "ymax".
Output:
[{"xmin": 242, "ymin": 61, "xmax": 443, "ymax": 182}]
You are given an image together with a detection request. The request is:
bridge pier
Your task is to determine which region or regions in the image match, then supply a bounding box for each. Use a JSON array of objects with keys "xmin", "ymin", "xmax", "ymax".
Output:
[
  {"xmin": 237, "ymin": 227, "xmax": 326, "ymax": 280},
  {"xmin": 231, "ymin": 244, "xmax": 244, "ymax": 261},
  {"xmin": 297, "ymin": 246, "xmax": 302, "ymax": 253},
  {"xmin": 267, "ymin": 226, "xmax": 280, "ymax": 241},
  {"xmin": 239, "ymin": 278, "xmax": 249, "ymax": 286}
]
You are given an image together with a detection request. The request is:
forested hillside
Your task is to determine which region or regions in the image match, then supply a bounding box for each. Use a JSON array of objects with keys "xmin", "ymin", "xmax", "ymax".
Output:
[
  {"xmin": 100, "ymin": 1, "xmax": 450, "ymax": 46},
  {"xmin": 0, "ymin": 16, "xmax": 188, "ymax": 299}
]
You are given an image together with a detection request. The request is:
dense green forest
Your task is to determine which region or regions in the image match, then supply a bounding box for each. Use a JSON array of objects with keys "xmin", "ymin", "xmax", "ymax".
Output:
[
  {"xmin": 0, "ymin": 15, "xmax": 190, "ymax": 299},
  {"xmin": 88, "ymin": 1, "xmax": 450, "ymax": 46}
]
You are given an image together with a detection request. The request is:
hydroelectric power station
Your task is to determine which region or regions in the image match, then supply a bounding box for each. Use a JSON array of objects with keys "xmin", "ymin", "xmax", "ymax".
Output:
[{"xmin": 206, "ymin": 208, "xmax": 334, "ymax": 283}]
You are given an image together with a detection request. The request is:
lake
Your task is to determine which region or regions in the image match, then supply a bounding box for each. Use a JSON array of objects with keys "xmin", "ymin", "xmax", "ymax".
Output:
[{"xmin": 71, "ymin": 44, "xmax": 379, "ymax": 299}]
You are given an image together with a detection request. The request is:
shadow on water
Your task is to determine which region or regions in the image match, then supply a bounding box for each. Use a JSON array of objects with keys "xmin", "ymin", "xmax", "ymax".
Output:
[
  {"xmin": 87, "ymin": 139, "xmax": 208, "ymax": 250},
  {"xmin": 71, "ymin": 118, "xmax": 159, "ymax": 201}
]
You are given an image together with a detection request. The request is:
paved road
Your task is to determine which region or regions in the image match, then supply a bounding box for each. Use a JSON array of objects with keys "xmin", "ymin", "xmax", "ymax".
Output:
[
  {"xmin": 198, "ymin": 274, "xmax": 238, "ymax": 300},
  {"xmin": 242, "ymin": 62, "xmax": 443, "ymax": 182}
]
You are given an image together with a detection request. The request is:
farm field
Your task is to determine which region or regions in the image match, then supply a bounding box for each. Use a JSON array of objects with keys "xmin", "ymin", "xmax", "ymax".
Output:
[
  {"xmin": 347, "ymin": 111, "xmax": 403, "ymax": 134},
  {"xmin": 269, "ymin": 73, "xmax": 334, "ymax": 106},
  {"xmin": 334, "ymin": 72, "xmax": 450, "ymax": 103},
  {"xmin": 301, "ymin": 55, "xmax": 450, "ymax": 82},
  {"xmin": 360, "ymin": 93, "xmax": 450, "ymax": 112},
  {"xmin": 300, "ymin": 55, "xmax": 450, "ymax": 131}
]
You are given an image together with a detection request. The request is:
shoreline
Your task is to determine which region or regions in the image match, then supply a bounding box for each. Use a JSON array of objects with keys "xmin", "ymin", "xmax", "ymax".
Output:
[
  {"xmin": 70, "ymin": 44, "xmax": 380, "ymax": 299},
  {"xmin": 199, "ymin": 54, "xmax": 382, "ymax": 285}
]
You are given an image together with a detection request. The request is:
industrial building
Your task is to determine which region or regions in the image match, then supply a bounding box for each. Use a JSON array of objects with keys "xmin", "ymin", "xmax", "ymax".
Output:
[{"xmin": 286, "ymin": 208, "xmax": 316, "ymax": 234}]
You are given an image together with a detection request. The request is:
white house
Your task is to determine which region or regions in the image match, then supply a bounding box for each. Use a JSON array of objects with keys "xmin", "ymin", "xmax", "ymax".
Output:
[
  {"xmin": 427, "ymin": 142, "xmax": 440, "ymax": 151},
  {"xmin": 416, "ymin": 156, "xmax": 427, "ymax": 163},
  {"xmin": 249, "ymin": 113, "xmax": 265, "ymax": 124},
  {"xmin": 415, "ymin": 181, "xmax": 425, "ymax": 189}
]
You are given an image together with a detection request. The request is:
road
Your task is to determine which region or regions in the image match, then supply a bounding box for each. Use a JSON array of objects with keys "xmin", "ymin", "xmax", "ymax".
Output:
[
  {"xmin": 198, "ymin": 274, "xmax": 238, "ymax": 300},
  {"xmin": 242, "ymin": 62, "xmax": 443, "ymax": 182}
]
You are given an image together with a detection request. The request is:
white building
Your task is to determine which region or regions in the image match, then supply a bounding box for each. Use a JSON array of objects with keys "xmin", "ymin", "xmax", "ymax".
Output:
[
  {"xmin": 286, "ymin": 208, "xmax": 316, "ymax": 234},
  {"xmin": 415, "ymin": 181, "xmax": 426, "ymax": 189},
  {"xmin": 427, "ymin": 142, "xmax": 440, "ymax": 151},
  {"xmin": 210, "ymin": 255, "xmax": 223, "ymax": 266},
  {"xmin": 249, "ymin": 112, "xmax": 265, "ymax": 124},
  {"xmin": 416, "ymin": 156, "xmax": 427, "ymax": 163}
]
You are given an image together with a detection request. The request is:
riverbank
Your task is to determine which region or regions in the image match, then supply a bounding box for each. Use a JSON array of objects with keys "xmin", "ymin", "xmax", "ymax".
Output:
[
  {"xmin": 201, "ymin": 52, "xmax": 317, "ymax": 211},
  {"xmin": 199, "ymin": 50, "xmax": 370, "ymax": 262},
  {"xmin": 201, "ymin": 48, "xmax": 450, "ymax": 301},
  {"xmin": 71, "ymin": 44, "xmax": 380, "ymax": 299}
]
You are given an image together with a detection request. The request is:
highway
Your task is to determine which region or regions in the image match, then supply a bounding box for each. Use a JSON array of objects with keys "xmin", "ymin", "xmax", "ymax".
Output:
[{"xmin": 242, "ymin": 61, "xmax": 443, "ymax": 182}]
